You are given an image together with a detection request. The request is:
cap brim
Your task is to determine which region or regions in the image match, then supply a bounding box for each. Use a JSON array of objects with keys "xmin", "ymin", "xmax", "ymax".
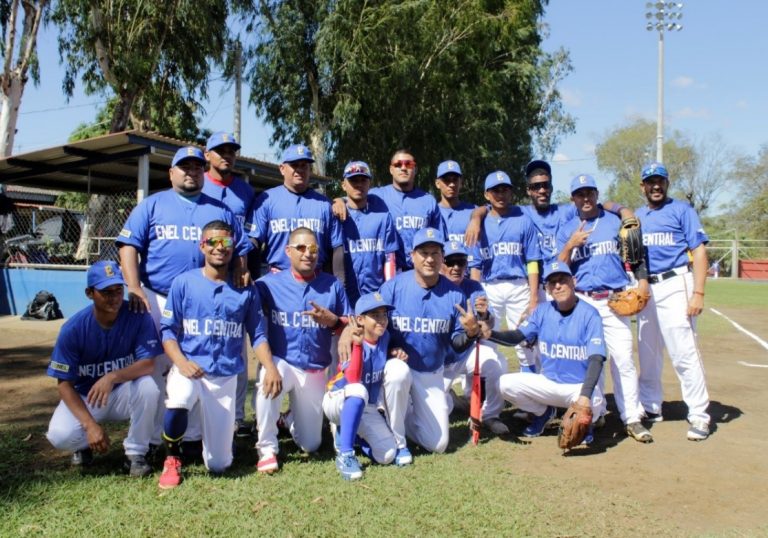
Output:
[{"xmin": 93, "ymin": 277, "xmax": 125, "ymax": 290}]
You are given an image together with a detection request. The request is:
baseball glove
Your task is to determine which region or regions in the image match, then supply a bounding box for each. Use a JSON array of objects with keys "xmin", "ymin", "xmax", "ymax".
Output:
[
  {"xmin": 607, "ymin": 288, "xmax": 650, "ymax": 316},
  {"xmin": 618, "ymin": 217, "xmax": 645, "ymax": 265},
  {"xmin": 558, "ymin": 402, "xmax": 593, "ymax": 450}
]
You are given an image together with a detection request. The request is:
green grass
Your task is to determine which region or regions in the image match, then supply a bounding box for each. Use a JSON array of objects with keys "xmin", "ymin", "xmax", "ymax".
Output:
[{"xmin": 703, "ymin": 278, "xmax": 768, "ymax": 308}]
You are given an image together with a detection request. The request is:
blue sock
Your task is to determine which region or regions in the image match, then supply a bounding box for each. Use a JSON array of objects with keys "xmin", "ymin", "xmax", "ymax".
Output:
[
  {"xmin": 162, "ymin": 408, "xmax": 188, "ymax": 457},
  {"xmin": 339, "ymin": 397, "xmax": 365, "ymax": 454}
]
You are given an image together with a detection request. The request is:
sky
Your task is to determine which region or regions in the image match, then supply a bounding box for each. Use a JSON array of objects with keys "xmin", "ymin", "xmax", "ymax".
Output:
[{"xmin": 10, "ymin": 2, "xmax": 768, "ymax": 209}]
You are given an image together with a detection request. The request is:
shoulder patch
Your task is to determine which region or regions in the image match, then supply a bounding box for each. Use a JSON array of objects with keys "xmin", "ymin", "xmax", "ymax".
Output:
[
  {"xmin": 49, "ymin": 361, "xmax": 70, "ymax": 373},
  {"xmin": 119, "ymin": 229, "xmax": 132, "ymax": 238},
  {"xmin": 590, "ymin": 337, "xmax": 603, "ymax": 346},
  {"xmin": 162, "ymin": 309, "xmax": 173, "ymax": 318}
]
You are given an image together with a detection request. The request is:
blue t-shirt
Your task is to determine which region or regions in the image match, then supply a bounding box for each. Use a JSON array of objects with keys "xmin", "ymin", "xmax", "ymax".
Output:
[
  {"xmin": 116, "ymin": 190, "xmax": 251, "ymax": 295},
  {"xmin": 379, "ymin": 272, "xmax": 465, "ymax": 373},
  {"xmin": 329, "ymin": 333, "xmax": 389, "ymax": 404},
  {"xmin": 439, "ymin": 201, "xmax": 476, "ymax": 245},
  {"xmin": 47, "ymin": 302, "xmax": 161, "ymax": 396},
  {"xmin": 202, "ymin": 173, "xmax": 255, "ymax": 225},
  {"xmin": 518, "ymin": 299, "xmax": 605, "ymax": 384},
  {"xmin": 160, "ymin": 268, "xmax": 267, "ymax": 377},
  {"xmin": 636, "ymin": 198, "xmax": 709, "ymax": 274},
  {"xmin": 474, "ymin": 206, "xmax": 541, "ymax": 280}
]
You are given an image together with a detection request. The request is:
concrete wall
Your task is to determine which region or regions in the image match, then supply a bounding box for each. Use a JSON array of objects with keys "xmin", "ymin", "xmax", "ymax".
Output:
[{"xmin": 0, "ymin": 267, "xmax": 89, "ymax": 317}]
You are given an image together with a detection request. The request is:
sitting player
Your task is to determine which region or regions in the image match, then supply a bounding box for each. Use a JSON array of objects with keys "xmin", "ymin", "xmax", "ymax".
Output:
[
  {"xmin": 157, "ymin": 220, "xmax": 280, "ymax": 489},
  {"xmin": 323, "ymin": 292, "xmax": 400, "ymax": 480}
]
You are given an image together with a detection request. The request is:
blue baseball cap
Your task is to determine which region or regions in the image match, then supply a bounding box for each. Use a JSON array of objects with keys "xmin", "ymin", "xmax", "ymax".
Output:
[
  {"xmin": 444, "ymin": 240, "xmax": 468, "ymax": 258},
  {"xmin": 87, "ymin": 260, "xmax": 125, "ymax": 290},
  {"xmin": 354, "ymin": 291, "xmax": 394, "ymax": 316},
  {"xmin": 206, "ymin": 131, "xmax": 241, "ymax": 152},
  {"xmin": 172, "ymin": 146, "xmax": 205, "ymax": 167},
  {"xmin": 436, "ymin": 160, "xmax": 462, "ymax": 178},
  {"xmin": 281, "ymin": 143, "xmax": 315, "ymax": 163},
  {"xmin": 542, "ymin": 260, "xmax": 572, "ymax": 281},
  {"xmin": 484, "ymin": 170, "xmax": 512, "ymax": 191},
  {"xmin": 412, "ymin": 227, "xmax": 445, "ymax": 250},
  {"xmin": 641, "ymin": 162, "xmax": 669, "ymax": 181},
  {"xmin": 525, "ymin": 159, "xmax": 552, "ymax": 178},
  {"xmin": 343, "ymin": 160, "xmax": 372, "ymax": 179},
  {"xmin": 570, "ymin": 174, "xmax": 598, "ymax": 194}
]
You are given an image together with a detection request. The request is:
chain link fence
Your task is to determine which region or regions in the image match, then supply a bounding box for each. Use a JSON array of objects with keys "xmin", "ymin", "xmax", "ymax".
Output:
[
  {"xmin": 706, "ymin": 239, "xmax": 768, "ymax": 279},
  {"xmin": 0, "ymin": 191, "xmax": 136, "ymax": 267}
]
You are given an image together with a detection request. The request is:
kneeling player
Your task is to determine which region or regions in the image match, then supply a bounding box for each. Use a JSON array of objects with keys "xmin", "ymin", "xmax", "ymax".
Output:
[
  {"xmin": 323, "ymin": 292, "xmax": 400, "ymax": 480},
  {"xmin": 157, "ymin": 220, "xmax": 280, "ymax": 489},
  {"xmin": 491, "ymin": 261, "xmax": 606, "ymax": 444}
]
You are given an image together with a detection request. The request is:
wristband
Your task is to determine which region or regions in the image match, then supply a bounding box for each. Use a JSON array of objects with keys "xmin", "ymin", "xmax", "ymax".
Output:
[{"xmin": 693, "ymin": 291, "xmax": 705, "ymax": 297}]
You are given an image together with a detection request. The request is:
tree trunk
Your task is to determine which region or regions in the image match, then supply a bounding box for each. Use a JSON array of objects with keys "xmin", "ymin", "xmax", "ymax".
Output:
[
  {"xmin": 309, "ymin": 126, "xmax": 327, "ymax": 176},
  {"xmin": 0, "ymin": 76, "xmax": 23, "ymax": 156}
]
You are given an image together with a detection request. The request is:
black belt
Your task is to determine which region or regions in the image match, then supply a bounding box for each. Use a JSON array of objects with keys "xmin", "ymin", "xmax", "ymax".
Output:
[
  {"xmin": 649, "ymin": 265, "xmax": 689, "ymax": 284},
  {"xmin": 577, "ymin": 288, "xmax": 624, "ymax": 300}
]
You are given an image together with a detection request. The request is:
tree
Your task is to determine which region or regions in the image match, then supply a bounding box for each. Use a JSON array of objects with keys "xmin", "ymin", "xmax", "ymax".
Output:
[
  {"xmin": 731, "ymin": 145, "xmax": 768, "ymax": 239},
  {"xmin": 0, "ymin": 0, "xmax": 48, "ymax": 156},
  {"xmin": 50, "ymin": 0, "xmax": 234, "ymax": 135},
  {"xmin": 246, "ymin": 0, "xmax": 572, "ymax": 204}
]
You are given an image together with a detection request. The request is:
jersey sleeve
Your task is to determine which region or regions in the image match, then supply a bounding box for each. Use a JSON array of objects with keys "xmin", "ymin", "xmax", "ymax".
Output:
[
  {"xmin": 517, "ymin": 304, "xmax": 543, "ymax": 341},
  {"xmin": 584, "ymin": 309, "xmax": 606, "ymax": 357},
  {"xmin": 247, "ymin": 191, "xmax": 269, "ymax": 242},
  {"xmin": 159, "ymin": 276, "xmax": 184, "ymax": 343},
  {"xmin": 383, "ymin": 214, "xmax": 399, "ymax": 254},
  {"xmin": 133, "ymin": 312, "xmax": 162, "ymax": 359},
  {"xmin": 523, "ymin": 216, "xmax": 542, "ymax": 262},
  {"xmin": 245, "ymin": 285, "xmax": 268, "ymax": 349},
  {"xmin": 328, "ymin": 206, "xmax": 344, "ymax": 249},
  {"xmin": 224, "ymin": 208, "xmax": 252, "ymax": 257},
  {"xmin": 555, "ymin": 218, "xmax": 575, "ymax": 254},
  {"xmin": 681, "ymin": 204, "xmax": 709, "ymax": 249},
  {"xmin": 430, "ymin": 201, "xmax": 448, "ymax": 237},
  {"xmin": 116, "ymin": 198, "xmax": 150, "ymax": 249},
  {"xmin": 334, "ymin": 280, "xmax": 352, "ymax": 316},
  {"xmin": 47, "ymin": 325, "xmax": 81, "ymax": 382}
]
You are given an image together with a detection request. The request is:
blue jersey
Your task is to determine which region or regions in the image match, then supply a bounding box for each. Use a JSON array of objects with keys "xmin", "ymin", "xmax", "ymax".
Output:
[
  {"xmin": 636, "ymin": 198, "xmax": 709, "ymax": 274},
  {"xmin": 202, "ymin": 173, "xmax": 255, "ymax": 225},
  {"xmin": 439, "ymin": 201, "xmax": 476, "ymax": 245},
  {"xmin": 330, "ymin": 333, "xmax": 389, "ymax": 404},
  {"xmin": 521, "ymin": 203, "xmax": 577, "ymax": 263},
  {"xmin": 557, "ymin": 209, "xmax": 628, "ymax": 291},
  {"xmin": 47, "ymin": 302, "xmax": 161, "ymax": 396},
  {"xmin": 474, "ymin": 206, "xmax": 541, "ymax": 280},
  {"xmin": 160, "ymin": 268, "xmax": 267, "ymax": 377},
  {"xmin": 117, "ymin": 190, "xmax": 251, "ymax": 296},
  {"xmin": 518, "ymin": 299, "xmax": 605, "ymax": 384},
  {"xmin": 379, "ymin": 272, "xmax": 465, "ymax": 373},
  {"xmin": 256, "ymin": 270, "xmax": 350, "ymax": 370},
  {"xmin": 247, "ymin": 185, "xmax": 343, "ymax": 270},
  {"xmin": 369, "ymin": 185, "xmax": 446, "ymax": 270},
  {"xmin": 445, "ymin": 278, "xmax": 486, "ymax": 366},
  {"xmin": 341, "ymin": 197, "xmax": 399, "ymax": 306}
]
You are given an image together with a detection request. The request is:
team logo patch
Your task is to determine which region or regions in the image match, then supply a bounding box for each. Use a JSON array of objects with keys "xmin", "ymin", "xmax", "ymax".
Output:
[
  {"xmin": 447, "ymin": 162, "xmax": 455, "ymax": 170},
  {"xmin": 297, "ymin": 145, "xmax": 306, "ymax": 155},
  {"xmin": 451, "ymin": 241, "xmax": 459, "ymax": 250},
  {"xmin": 496, "ymin": 172, "xmax": 504, "ymax": 181},
  {"xmin": 374, "ymin": 292, "xmax": 383, "ymax": 302},
  {"xmin": 426, "ymin": 229, "xmax": 434, "ymax": 238},
  {"xmin": 579, "ymin": 175, "xmax": 588, "ymax": 184},
  {"xmin": 590, "ymin": 338, "xmax": 602, "ymax": 346},
  {"xmin": 119, "ymin": 229, "xmax": 132, "ymax": 238},
  {"xmin": 187, "ymin": 147, "xmax": 196, "ymax": 156},
  {"xmin": 49, "ymin": 361, "xmax": 69, "ymax": 373},
  {"xmin": 104, "ymin": 264, "xmax": 115, "ymax": 277},
  {"xmin": 162, "ymin": 309, "xmax": 172, "ymax": 318}
]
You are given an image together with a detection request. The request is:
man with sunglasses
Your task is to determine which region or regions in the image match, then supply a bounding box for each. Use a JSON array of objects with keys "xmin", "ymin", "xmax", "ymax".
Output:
[
  {"xmin": 45, "ymin": 261, "xmax": 161, "ymax": 477},
  {"xmin": 338, "ymin": 160, "xmax": 398, "ymax": 307},
  {"xmin": 247, "ymin": 144, "xmax": 344, "ymax": 276},
  {"xmin": 157, "ymin": 220, "xmax": 280, "ymax": 488},
  {"xmin": 117, "ymin": 146, "xmax": 252, "ymax": 453},
  {"xmin": 254, "ymin": 227, "xmax": 350, "ymax": 473}
]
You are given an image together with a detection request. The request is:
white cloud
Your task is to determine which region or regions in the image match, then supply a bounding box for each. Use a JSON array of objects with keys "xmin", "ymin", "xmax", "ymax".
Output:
[
  {"xmin": 671, "ymin": 76, "xmax": 695, "ymax": 88},
  {"xmin": 559, "ymin": 88, "xmax": 582, "ymax": 107},
  {"xmin": 552, "ymin": 153, "xmax": 569, "ymax": 163},
  {"xmin": 673, "ymin": 107, "xmax": 711, "ymax": 119}
]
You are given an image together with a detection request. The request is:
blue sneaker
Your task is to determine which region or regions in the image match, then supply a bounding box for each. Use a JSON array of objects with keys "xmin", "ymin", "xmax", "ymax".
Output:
[
  {"xmin": 394, "ymin": 447, "xmax": 413, "ymax": 466},
  {"xmin": 356, "ymin": 435, "xmax": 376, "ymax": 462},
  {"xmin": 336, "ymin": 451, "xmax": 363, "ymax": 480},
  {"xmin": 523, "ymin": 406, "xmax": 556, "ymax": 438},
  {"xmin": 581, "ymin": 426, "xmax": 595, "ymax": 446}
]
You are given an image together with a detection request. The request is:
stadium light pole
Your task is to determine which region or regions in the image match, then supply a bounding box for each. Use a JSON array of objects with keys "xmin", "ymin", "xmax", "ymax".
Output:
[{"xmin": 645, "ymin": 2, "xmax": 683, "ymax": 163}]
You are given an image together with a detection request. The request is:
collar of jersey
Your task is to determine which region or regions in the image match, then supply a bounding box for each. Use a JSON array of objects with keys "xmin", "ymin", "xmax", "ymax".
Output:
[{"xmin": 206, "ymin": 172, "xmax": 233, "ymax": 187}]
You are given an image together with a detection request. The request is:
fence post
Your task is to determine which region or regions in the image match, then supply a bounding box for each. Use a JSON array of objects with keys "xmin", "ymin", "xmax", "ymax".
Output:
[
  {"xmin": 731, "ymin": 238, "xmax": 739, "ymax": 279},
  {"xmin": 137, "ymin": 154, "xmax": 150, "ymax": 203}
]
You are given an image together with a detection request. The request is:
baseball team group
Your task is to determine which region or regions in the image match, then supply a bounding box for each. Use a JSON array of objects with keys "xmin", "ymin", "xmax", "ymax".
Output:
[{"xmin": 43, "ymin": 131, "xmax": 712, "ymax": 486}]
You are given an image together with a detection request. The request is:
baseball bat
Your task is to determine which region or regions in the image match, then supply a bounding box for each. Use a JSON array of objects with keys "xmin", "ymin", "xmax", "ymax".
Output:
[{"xmin": 469, "ymin": 340, "xmax": 482, "ymax": 446}]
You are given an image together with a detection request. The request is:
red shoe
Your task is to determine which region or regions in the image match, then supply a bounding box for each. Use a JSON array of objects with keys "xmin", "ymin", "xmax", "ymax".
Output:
[
  {"xmin": 257, "ymin": 454, "xmax": 279, "ymax": 474},
  {"xmin": 158, "ymin": 456, "xmax": 183, "ymax": 489}
]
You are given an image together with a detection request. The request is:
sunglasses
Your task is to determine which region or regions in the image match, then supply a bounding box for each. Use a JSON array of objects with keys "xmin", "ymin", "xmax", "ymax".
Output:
[
  {"xmin": 344, "ymin": 164, "xmax": 371, "ymax": 176},
  {"xmin": 202, "ymin": 236, "xmax": 234, "ymax": 249},
  {"xmin": 527, "ymin": 181, "xmax": 552, "ymax": 191},
  {"xmin": 289, "ymin": 243, "xmax": 319, "ymax": 254},
  {"xmin": 444, "ymin": 257, "xmax": 468, "ymax": 268},
  {"xmin": 391, "ymin": 159, "xmax": 417, "ymax": 169}
]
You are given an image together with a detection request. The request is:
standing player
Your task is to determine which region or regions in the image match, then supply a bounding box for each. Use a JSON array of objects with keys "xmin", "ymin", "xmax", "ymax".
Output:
[
  {"xmin": 471, "ymin": 171, "xmax": 541, "ymax": 373},
  {"xmin": 254, "ymin": 227, "xmax": 350, "ymax": 473},
  {"xmin": 440, "ymin": 241, "xmax": 509, "ymax": 435},
  {"xmin": 157, "ymin": 220, "xmax": 280, "ymax": 488},
  {"xmin": 247, "ymin": 143, "xmax": 344, "ymax": 275},
  {"xmin": 435, "ymin": 160, "xmax": 476, "ymax": 245},
  {"xmin": 338, "ymin": 160, "xmax": 398, "ymax": 307},
  {"xmin": 635, "ymin": 162, "xmax": 711, "ymax": 441},
  {"xmin": 492, "ymin": 261, "xmax": 606, "ymax": 441},
  {"xmin": 117, "ymin": 146, "xmax": 251, "ymax": 450},
  {"xmin": 557, "ymin": 174, "xmax": 653, "ymax": 443},
  {"xmin": 377, "ymin": 227, "xmax": 481, "ymax": 459},
  {"xmin": 45, "ymin": 261, "xmax": 160, "ymax": 476},
  {"xmin": 203, "ymin": 131, "xmax": 257, "ymax": 438},
  {"xmin": 323, "ymin": 292, "xmax": 399, "ymax": 480}
]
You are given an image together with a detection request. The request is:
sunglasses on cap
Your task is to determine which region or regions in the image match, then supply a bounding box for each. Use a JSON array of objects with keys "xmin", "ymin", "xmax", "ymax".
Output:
[
  {"xmin": 345, "ymin": 164, "xmax": 371, "ymax": 176},
  {"xmin": 391, "ymin": 159, "xmax": 416, "ymax": 169},
  {"xmin": 289, "ymin": 243, "xmax": 319, "ymax": 254},
  {"xmin": 527, "ymin": 181, "xmax": 552, "ymax": 191},
  {"xmin": 201, "ymin": 236, "xmax": 234, "ymax": 248}
]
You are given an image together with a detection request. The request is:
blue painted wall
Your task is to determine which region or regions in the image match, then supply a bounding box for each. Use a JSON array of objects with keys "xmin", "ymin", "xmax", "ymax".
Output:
[{"xmin": 0, "ymin": 267, "xmax": 89, "ymax": 316}]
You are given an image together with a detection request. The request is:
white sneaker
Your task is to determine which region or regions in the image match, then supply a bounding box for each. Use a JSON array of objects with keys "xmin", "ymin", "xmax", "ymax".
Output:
[{"xmin": 687, "ymin": 420, "xmax": 710, "ymax": 441}]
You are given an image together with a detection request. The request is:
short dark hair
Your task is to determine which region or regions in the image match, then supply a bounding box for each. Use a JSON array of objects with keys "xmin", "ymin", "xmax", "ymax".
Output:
[
  {"xmin": 289, "ymin": 226, "xmax": 317, "ymax": 242},
  {"xmin": 390, "ymin": 148, "xmax": 415, "ymax": 161},
  {"xmin": 202, "ymin": 220, "xmax": 232, "ymax": 234},
  {"xmin": 526, "ymin": 168, "xmax": 552, "ymax": 182}
]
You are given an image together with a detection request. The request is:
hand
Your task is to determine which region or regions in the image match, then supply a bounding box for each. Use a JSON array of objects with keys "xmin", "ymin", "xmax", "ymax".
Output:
[
  {"xmin": 261, "ymin": 365, "xmax": 282, "ymax": 399},
  {"xmin": 474, "ymin": 295, "xmax": 489, "ymax": 319},
  {"xmin": 637, "ymin": 279, "xmax": 650, "ymax": 296},
  {"xmin": 479, "ymin": 319, "xmax": 493, "ymax": 340},
  {"xmin": 86, "ymin": 373, "xmax": 116, "ymax": 408},
  {"xmin": 84, "ymin": 422, "xmax": 110, "ymax": 454},
  {"xmin": 178, "ymin": 359, "xmax": 204, "ymax": 379},
  {"xmin": 519, "ymin": 300, "xmax": 537, "ymax": 325},
  {"xmin": 331, "ymin": 197, "xmax": 348, "ymax": 221},
  {"xmin": 302, "ymin": 301, "xmax": 338, "ymax": 328},
  {"xmin": 687, "ymin": 292, "xmax": 704, "ymax": 317},
  {"xmin": 455, "ymin": 299, "xmax": 480, "ymax": 338},
  {"xmin": 337, "ymin": 320, "xmax": 357, "ymax": 362},
  {"xmin": 567, "ymin": 221, "xmax": 592, "ymax": 249},
  {"xmin": 233, "ymin": 265, "xmax": 252, "ymax": 288},
  {"xmin": 350, "ymin": 322, "xmax": 364, "ymax": 345},
  {"xmin": 464, "ymin": 218, "xmax": 481, "ymax": 247},
  {"xmin": 389, "ymin": 347, "xmax": 408, "ymax": 361},
  {"xmin": 126, "ymin": 286, "xmax": 150, "ymax": 313}
]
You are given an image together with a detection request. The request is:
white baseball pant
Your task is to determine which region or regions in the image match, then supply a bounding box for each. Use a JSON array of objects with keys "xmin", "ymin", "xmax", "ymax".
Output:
[
  {"xmin": 235, "ymin": 338, "xmax": 249, "ymax": 423},
  {"xmin": 499, "ymin": 372, "xmax": 605, "ymax": 420},
  {"xmin": 482, "ymin": 278, "xmax": 538, "ymax": 371},
  {"xmin": 46, "ymin": 376, "xmax": 159, "ymax": 456},
  {"xmin": 165, "ymin": 367, "xmax": 237, "ymax": 473},
  {"xmin": 637, "ymin": 271, "xmax": 710, "ymax": 423},
  {"xmin": 443, "ymin": 342, "xmax": 508, "ymax": 420}
]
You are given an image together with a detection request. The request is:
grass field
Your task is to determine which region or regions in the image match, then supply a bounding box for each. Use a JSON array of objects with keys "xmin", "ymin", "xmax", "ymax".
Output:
[{"xmin": 1, "ymin": 279, "xmax": 766, "ymax": 537}]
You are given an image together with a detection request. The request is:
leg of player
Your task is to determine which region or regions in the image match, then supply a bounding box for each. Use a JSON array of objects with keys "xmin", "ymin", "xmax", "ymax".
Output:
[
  {"xmin": 159, "ymin": 366, "xmax": 198, "ymax": 489},
  {"xmin": 234, "ymin": 338, "xmax": 251, "ymax": 438},
  {"xmin": 198, "ymin": 375, "xmax": 238, "ymax": 473},
  {"xmin": 405, "ymin": 369, "xmax": 450, "ymax": 454},
  {"xmin": 254, "ymin": 359, "xmax": 292, "ymax": 473},
  {"xmin": 110, "ymin": 376, "xmax": 159, "ymax": 476},
  {"xmin": 382, "ymin": 358, "xmax": 413, "ymax": 465},
  {"xmin": 474, "ymin": 344, "xmax": 509, "ymax": 435},
  {"xmin": 637, "ymin": 289, "xmax": 667, "ymax": 421}
]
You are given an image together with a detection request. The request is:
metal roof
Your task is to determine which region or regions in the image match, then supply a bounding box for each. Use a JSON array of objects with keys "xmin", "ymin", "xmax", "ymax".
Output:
[{"xmin": 0, "ymin": 130, "xmax": 329, "ymax": 194}]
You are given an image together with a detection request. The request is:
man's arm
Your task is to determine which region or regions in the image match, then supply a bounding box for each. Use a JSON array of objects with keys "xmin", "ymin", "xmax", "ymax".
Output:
[
  {"xmin": 162, "ymin": 338, "xmax": 204, "ymax": 379},
  {"xmin": 118, "ymin": 244, "xmax": 150, "ymax": 313},
  {"xmin": 525, "ymin": 261, "xmax": 539, "ymax": 318},
  {"xmin": 603, "ymin": 201, "xmax": 635, "ymax": 220},
  {"xmin": 331, "ymin": 245, "xmax": 346, "ymax": 285},
  {"xmin": 558, "ymin": 221, "xmax": 590, "ymax": 263},
  {"xmin": 688, "ymin": 244, "xmax": 708, "ymax": 316},
  {"xmin": 464, "ymin": 206, "xmax": 488, "ymax": 247},
  {"xmin": 58, "ymin": 380, "xmax": 110, "ymax": 453},
  {"xmin": 254, "ymin": 340, "xmax": 282, "ymax": 399},
  {"xmin": 86, "ymin": 358, "xmax": 155, "ymax": 409}
]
